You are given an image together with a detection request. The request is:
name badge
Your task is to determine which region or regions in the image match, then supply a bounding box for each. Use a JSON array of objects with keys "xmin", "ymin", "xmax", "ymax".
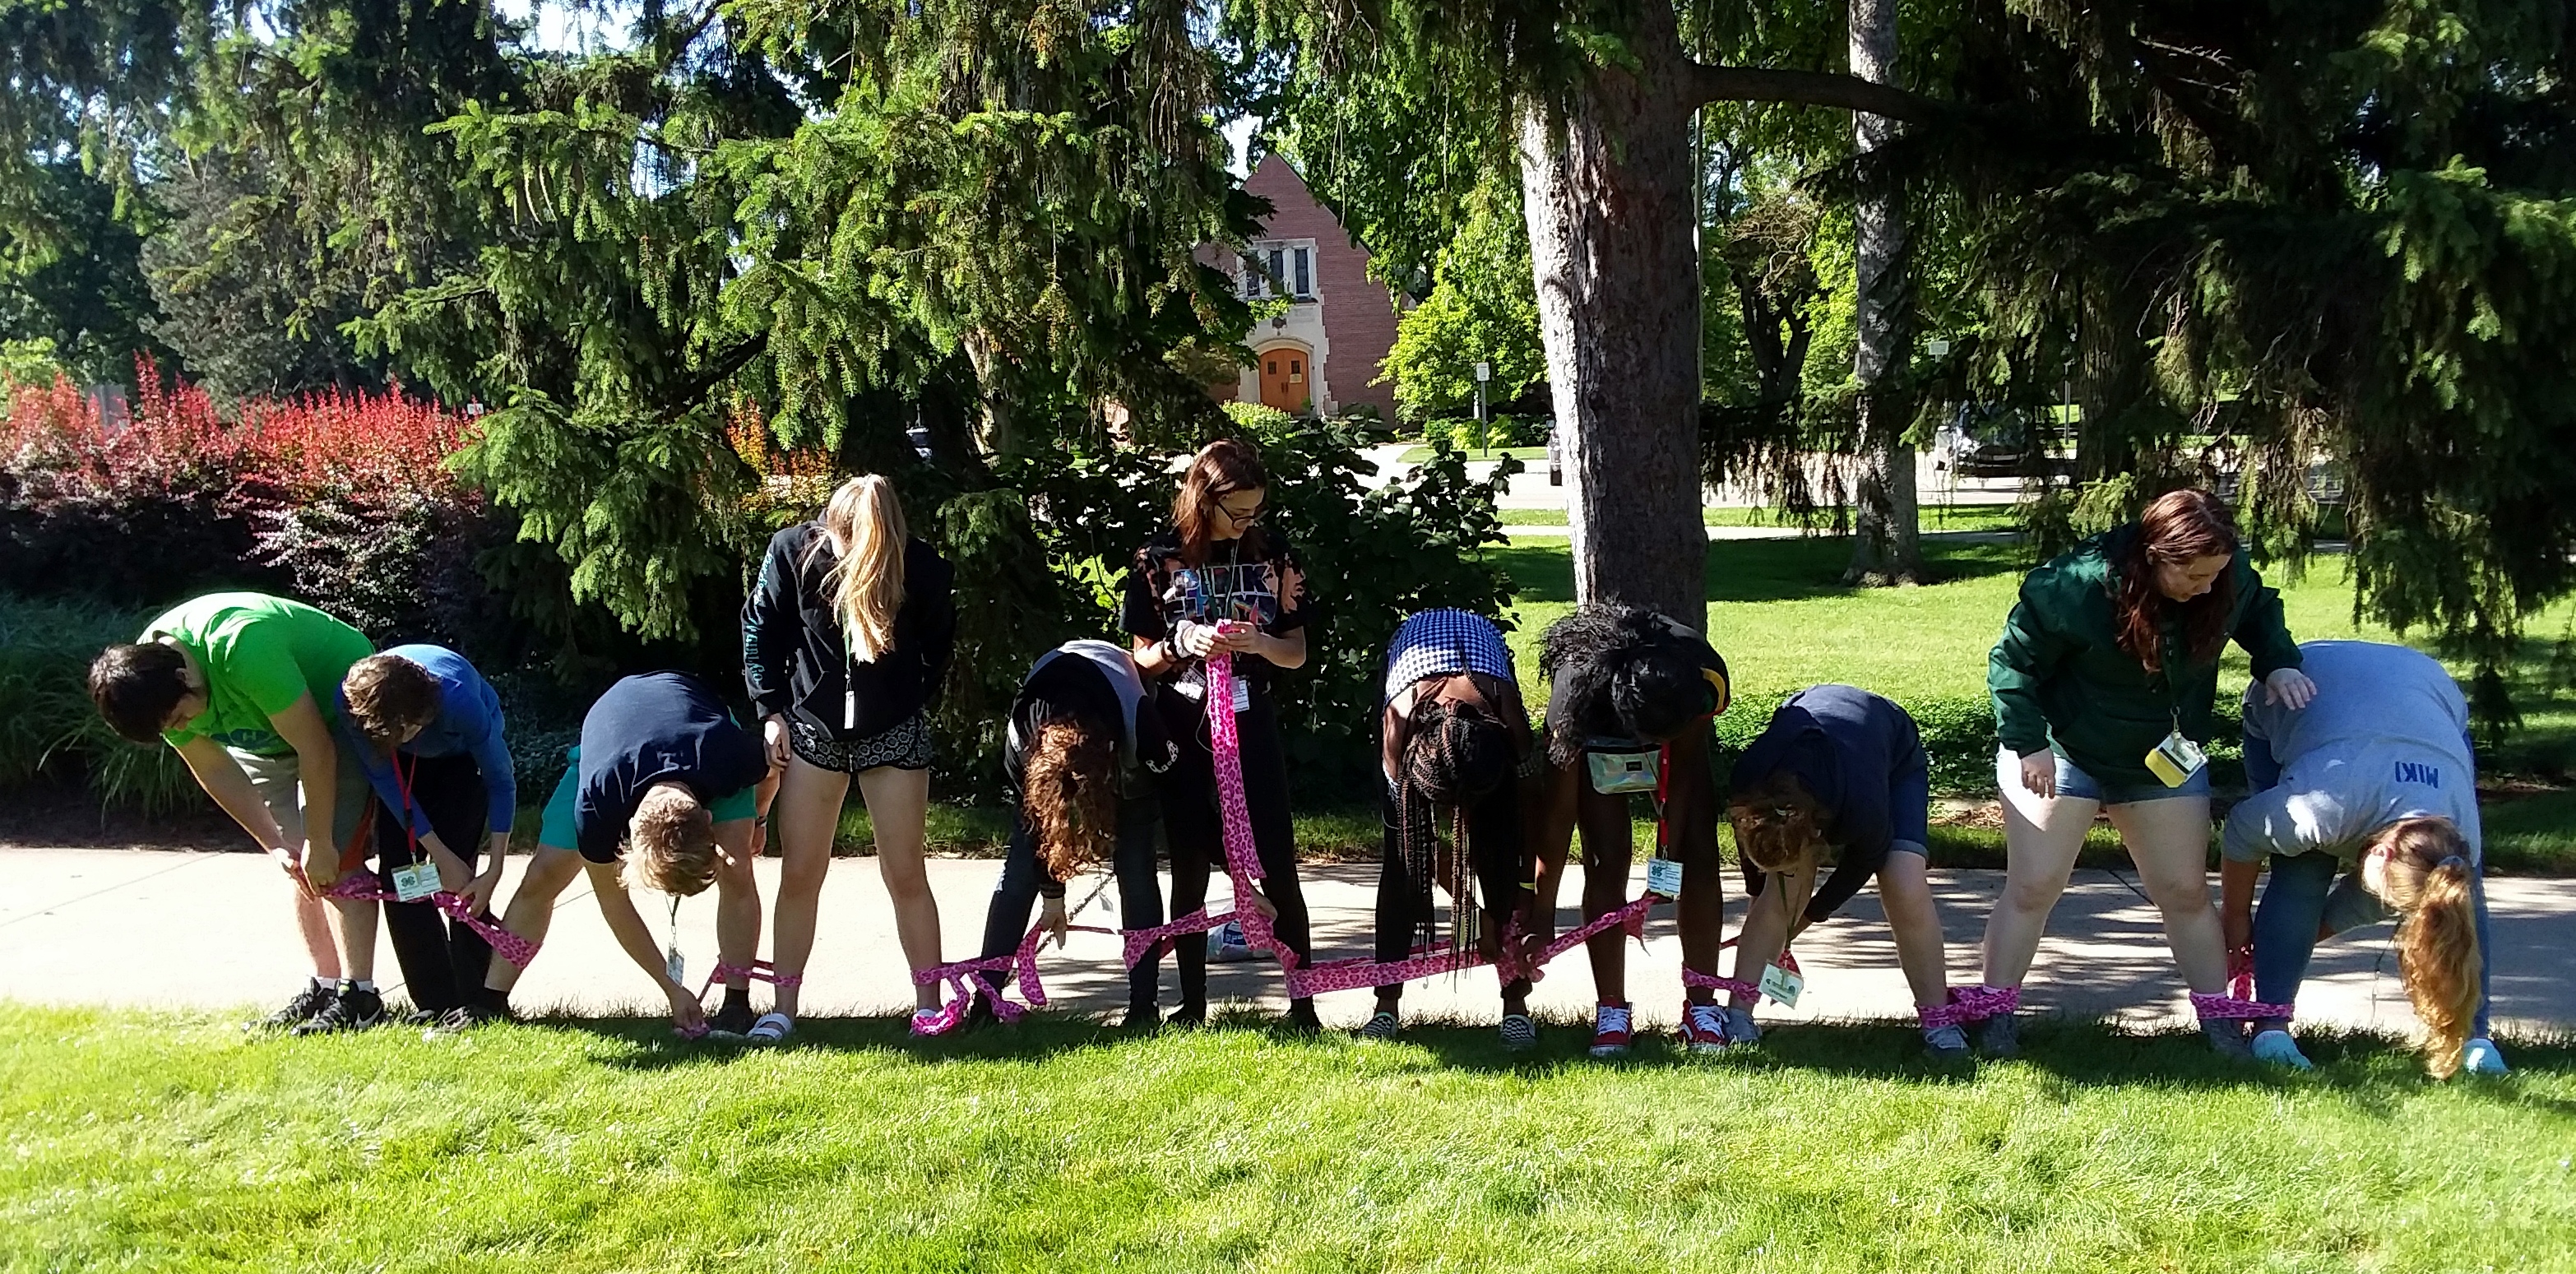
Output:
[
  {"xmin": 1758, "ymin": 961, "xmax": 1804, "ymax": 1008},
  {"xmin": 2145, "ymin": 730, "xmax": 2208, "ymax": 787},
  {"xmin": 665, "ymin": 947, "xmax": 686, "ymax": 988},
  {"xmin": 1645, "ymin": 857, "xmax": 1684, "ymax": 898},
  {"xmin": 391, "ymin": 861, "xmax": 440, "ymax": 903}
]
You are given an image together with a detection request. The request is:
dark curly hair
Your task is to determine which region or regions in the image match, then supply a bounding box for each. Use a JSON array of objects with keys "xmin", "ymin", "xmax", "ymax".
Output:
[
  {"xmin": 1024, "ymin": 716, "xmax": 1119, "ymax": 881},
  {"xmin": 1538, "ymin": 604, "xmax": 1715, "ymax": 767}
]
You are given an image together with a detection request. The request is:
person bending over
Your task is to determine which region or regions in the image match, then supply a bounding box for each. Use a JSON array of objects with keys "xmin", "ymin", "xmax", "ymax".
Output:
[
  {"xmin": 2221, "ymin": 640, "xmax": 2506, "ymax": 1077},
  {"xmin": 1726, "ymin": 685, "xmax": 1964, "ymax": 1059},
  {"xmin": 972, "ymin": 641, "xmax": 1178, "ymax": 1027},
  {"xmin": 1981, "ymin": 489, "xmax": 2315, "ymax": 1060},
  {"xmin": 1124, "ymin": 438, "xmax": 1316, "ymax": 1029},
  {"xmin": 1527, "ymin": 603, "xmax": 1732, "ymax": 1058},
  {"xmin": 744, "ymin": 474, "xmax": 958, "ymax": 1040},
  {"xmin": 1365, "ymin": 609, "xmax": 1538, "ymax": 1048},
  {"xmin": 480, "ymin": 672, "xmax": 777, "ymax": 1035},
  {"xmin": 90, "ymin": 592, "xmax": 381, "ymax": 1033},
  {"xmin": 336, "ymin": 646, "xmax": 517, "ymax": 1029}
]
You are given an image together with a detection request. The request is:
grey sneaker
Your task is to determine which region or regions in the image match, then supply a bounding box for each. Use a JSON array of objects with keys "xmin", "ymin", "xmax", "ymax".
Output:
[
  {"xmin": 254, "ymin": 981, "xmax": 336, "ymax": 1032},
  {"xmin": 1499, "ymin": 1013, "xmax": 1537, "ymax": 1052},
  {"xmin": 1360, "ymin": 1010, "xmax": 1401, "ymax": 1040},
  {"xmin": 2203, "ymin": 1018, "xmax": 2254, "ymax": 1062},
  {"xmin": 1923, "ymin": 1024, "xmax": 1972, "ymax": 1060},
  {"xmin": 1976, "ymin": 1012, "xmax": 2021, "ymax": 1059}
]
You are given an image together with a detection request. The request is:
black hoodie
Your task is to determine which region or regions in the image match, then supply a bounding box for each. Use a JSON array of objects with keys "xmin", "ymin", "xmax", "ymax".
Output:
[{"xmin": 743, "ymin": 523, "xmax": 957, "ymax": 740}]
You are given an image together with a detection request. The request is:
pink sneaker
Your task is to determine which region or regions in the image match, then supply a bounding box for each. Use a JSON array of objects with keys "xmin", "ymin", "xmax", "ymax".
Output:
[{"xmin": 1588, "ymin": 1003, "xmax": 1633, "ymax": 1058}]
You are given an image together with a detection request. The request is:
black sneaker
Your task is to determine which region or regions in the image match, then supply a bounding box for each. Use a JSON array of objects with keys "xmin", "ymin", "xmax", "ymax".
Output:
[
  {"xmin": 1975, "ymin": 1012, "xmax": 2020, "ymax": 1060},
  {"xmin": 254, "ymin": 982, "xmax": 336, "ymax": 1032},
  {"xmin": 294, "ymin": 985, "xmax": 387, "ymax": 1035},
  {"xmin": 707, "ymin": 998, "xmax": 756, "ymax": 1037},
  {"xmin": 2202, "ymin": 1019, "xmax": 2254, "ymax": 1062},
  {"xmin": 436, "ymin": 1003, "xmax": 516, "ymax": 1031},
  {"xmin": 1360, "ymin": 1009, "xmax": 1401, "ymax": 1040},
  {"xmin": 1118, "ymin": 1001, "xmax": 1161, "ymax": 1031},
  {"xmin": 1286, "ymin": 1001, "xmax": 1323, "ymax": 1034},
  {"xmin": 1166, "ymin": 1001, "xmax": 1207, "ymax": 1028}
]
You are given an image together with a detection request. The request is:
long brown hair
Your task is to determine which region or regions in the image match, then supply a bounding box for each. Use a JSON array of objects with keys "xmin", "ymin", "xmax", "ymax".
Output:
[
  {"xmin": 1024, "ymin": 719, "xmax": 1117, "ymax": 880},
  {"xmin": 2374, "ymin": 817, "xmax": 2483, "ymax": 1077},
  {"xmin": 804, "ymin": 475, "xmax": 908, "ymax": 663},
  {"xmin": 2114, "ymin": 489, "xmax": 2241, "ymax": 673},
  {"xmin": 1728, "ymin": 769, "xmax": 1830, "ymax": 874},
  {"xmin": 1173, "ymin": 438, "xmax": 1270, "ymax": 566}
]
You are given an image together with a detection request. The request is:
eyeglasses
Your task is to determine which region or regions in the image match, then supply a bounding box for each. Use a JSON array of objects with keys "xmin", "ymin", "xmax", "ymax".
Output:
[{"xmin": 1216, "ymin": 496, "xmax": 1265, "ymax": 525}]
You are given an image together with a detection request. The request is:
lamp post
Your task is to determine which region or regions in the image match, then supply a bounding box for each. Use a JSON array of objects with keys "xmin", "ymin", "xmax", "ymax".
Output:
[{"xmin": 1473, "ymin": 360, "xmax": 1491, "ymax": 452}]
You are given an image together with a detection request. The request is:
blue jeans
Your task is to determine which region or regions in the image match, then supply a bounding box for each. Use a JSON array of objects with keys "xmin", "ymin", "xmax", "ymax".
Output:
[
  {"xmin": 2252, "ymin": 850, "xmax": 2495, "ymax": 1037},
  {"xmin": 2050, "ymin": 748, "xmax": 2211, "ymax": 805}
]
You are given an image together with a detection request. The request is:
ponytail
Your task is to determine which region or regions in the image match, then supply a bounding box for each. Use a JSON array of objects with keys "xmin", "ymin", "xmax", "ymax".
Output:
[
  {"xmin": 807, "ymin": 475, "xmax": 909, "ymax": 664},
  {"xmin": 2375, "ymin": 818, "xmax": 2484, "ymax": 1077}
]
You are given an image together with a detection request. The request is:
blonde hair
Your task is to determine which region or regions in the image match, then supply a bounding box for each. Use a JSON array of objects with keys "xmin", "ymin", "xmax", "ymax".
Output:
[
  {"xmin": 2374, "ymin": 817, "xmax": 2483, "ymax": 1077},
  {"xmin": 625, "ymin": 785, "xmax": 719, "ymax": 896},
  {"xmin": 806, "ymin": 475, "xmax": 909, "ymax": 664}
]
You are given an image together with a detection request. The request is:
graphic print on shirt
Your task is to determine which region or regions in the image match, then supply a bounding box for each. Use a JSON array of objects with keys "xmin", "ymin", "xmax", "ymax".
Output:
[
  {"xmin": 1160, "ymin": 559, "xmax": 1286, "ymax": 630},
  {"xmin": 2394, "ymin": 761, "xmax": 2442, "ymax": 789}
]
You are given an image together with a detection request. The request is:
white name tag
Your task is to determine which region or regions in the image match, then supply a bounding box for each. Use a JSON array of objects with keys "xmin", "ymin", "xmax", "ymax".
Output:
[
  {"xmin": 665, "ymin": 947, "xmax": 686, "ymax": 987},
  {"xmin": 1230, "ymin": 677, "xmax": 1251, "ymax": 715},
  {"xmin": 1758, "ymin": 961, "xmax": 1804, "ymax": 1008},
  {"xmin": 1645, "ymin": 857, "xmax": 1684, "ymax": 898},
  {"xmin": 391, "ymin": 861, "xmax": 440, "ymax": 903},
  {"xmin": 2146, "ymin": 730, "xmax": 2208, "ymax": 787}
]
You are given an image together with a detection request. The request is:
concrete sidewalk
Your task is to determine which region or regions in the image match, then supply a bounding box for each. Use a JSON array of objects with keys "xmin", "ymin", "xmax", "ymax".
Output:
[{"xmin": 3, "ymin": 846, "xmax": 2569, "ymax": 1038}]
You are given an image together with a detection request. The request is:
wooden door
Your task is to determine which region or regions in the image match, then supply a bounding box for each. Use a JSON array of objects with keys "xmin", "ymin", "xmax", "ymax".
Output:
[{"xmin": 1258, "ymin": 348, "xmax": 1308, "ymax": 412}]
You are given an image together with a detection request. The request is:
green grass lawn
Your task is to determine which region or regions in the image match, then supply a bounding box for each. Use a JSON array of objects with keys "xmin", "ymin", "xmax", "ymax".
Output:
[
  {"xmin": 6, "ymin": 1004, "xmax": 2570, "ymax": 1272},
  {"xmin": 1498, "ymin": 504, "xmax": 2023, "ymax": 532},
  {"xmin": 1396, "ymin": 442, "xmax": 1551, "ymax": 463}
]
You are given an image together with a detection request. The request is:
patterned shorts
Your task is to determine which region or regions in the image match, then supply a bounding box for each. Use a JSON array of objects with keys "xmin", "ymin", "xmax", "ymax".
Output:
[{"xmin": 790, "ymin": 711, "xmax": 934, "ymax": 774}]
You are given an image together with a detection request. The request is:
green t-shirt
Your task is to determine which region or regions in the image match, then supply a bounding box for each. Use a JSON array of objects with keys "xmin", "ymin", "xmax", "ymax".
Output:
[{"xmin": 145, "ymin": 593, "xmax": 374, "ymax": 756}]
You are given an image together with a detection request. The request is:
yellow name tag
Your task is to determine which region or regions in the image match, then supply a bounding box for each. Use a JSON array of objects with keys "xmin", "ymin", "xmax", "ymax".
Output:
[{"xmin": 2144, "ymin": 730, "xmax": 2208, "ymax": 787}]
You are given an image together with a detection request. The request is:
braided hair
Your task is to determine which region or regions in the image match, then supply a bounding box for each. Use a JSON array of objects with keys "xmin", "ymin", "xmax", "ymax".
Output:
[
  {"xmin": 1397, "ymin": 693, "xmax": 1513, "ymax": 958},
  {"xmin": 1539, "ymin": 603, "xmax": 1712, "ymax": 768}
]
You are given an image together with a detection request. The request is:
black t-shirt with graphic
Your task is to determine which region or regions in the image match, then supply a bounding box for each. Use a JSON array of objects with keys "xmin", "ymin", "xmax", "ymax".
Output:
[{"xmin": 1119, "ymin": 528, "xmax": 1310, "ymax": 702}]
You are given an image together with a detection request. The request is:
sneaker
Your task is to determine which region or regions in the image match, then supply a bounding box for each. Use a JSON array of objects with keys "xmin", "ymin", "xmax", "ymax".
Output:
[
  {"xmin": 2462, "ymin": 1037, "xmax": 2509, "ymax": 1077},
  {"xmin": 1676, "ymin": 1003, "xmax": 1730, "ymax": 1054},
  {"xmin": 398, "ymin": 1007, "xmax": 441, "ymax": 1028},
  {"xmin": 1119, "ymin": 1001, "xmax": 1161, "ymax": 1031},
  {"xmin": 2203, "ymin": 1018, "xmax": 2254, "ymax": 1062},
  {"xmin": 1206, "ymin": 920, "xmax": 1255, "ymax": 963},
  {"xmin": 1167, "ymin": 1002, "xmax": 1207, "ymax": 1028},
  {"xmin": 1976, "ymin": 1012, "xmax": 2020, "ymax": 1060},
  {"xmin": 707, "ymin": 998, "xmax": 756, "ymax": 1037},
  {"xmin": 1588, "ymin": 1003, "xmax": 1633, "ymax": 1058},
  {"xmin": 435, "ymin": 1003, "xmax": 515, "ymax": 1031},
  {"xmin": 1499, "ymin": 1013, "xmax": 1537, "ymax": 1052},
  {"xmin": 253, "ymin": 981, "xmax": 336, "ymax": 1032},
  {"xmin": 1360, "ymin": 1009, "xmax": 1401, "ymax": 1040},
  {"xmin": 2250, "ymin": 1028, "xmax": 2313, "ymax": 1071},
  {"xmin": 1721, "ymin": 1004, "xmax": 1762, "ymax": 1046},
  {"xmin": 294, "ymin": 985, "xmax": 386, "ymax": 1035},
  {"xmin": 1286, "ymin": 1001, "xmax": 1323, "ymax": 1033},
  {"xmin": 1922, "ymin": 1025, "xmax": 1972, "ymax": 1061},
  {"xmin": 910, "ymin": 1005, "xmax": 964, "ymax": 1037}
]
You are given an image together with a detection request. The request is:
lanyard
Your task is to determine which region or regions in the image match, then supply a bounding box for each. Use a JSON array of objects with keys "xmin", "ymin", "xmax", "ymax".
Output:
[{"xmin": 390, "ymin": 752, "xmax": 426, "ymax": 868}]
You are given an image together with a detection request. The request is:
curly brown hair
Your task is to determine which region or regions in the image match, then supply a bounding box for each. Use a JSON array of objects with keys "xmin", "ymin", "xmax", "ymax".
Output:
[
  {"xmin": 2374, "ymin": 818, "xmax": 2483, "ymax": 1077},
  {"xmin": 1727, "ymin": 769, "xmax": 1830, "ymax": 874},
  {"xmin": 341, "ymin": 654, "xmax": 442, "ymax": 746},
  {"xmin": 1024, "ymin": 719, "xmax": 1117, "ymax": 881},
  {"xmin": 625, "ymin": 785, "xmax": 720, "ymax": 897},
  {"xmin": 2113, "ymin": 489, "xmax": 2241, "ymax": 673}
]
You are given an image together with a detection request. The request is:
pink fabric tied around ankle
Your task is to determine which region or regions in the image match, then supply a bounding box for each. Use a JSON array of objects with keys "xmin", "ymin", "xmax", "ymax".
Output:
[
  {"xmin": 321, "ymin": 873, "xmax": 540, "ymax": 969},
  {"xmin": 2192, "ymin": 950, "xmax": 2295, "ymax": 1021},
  {"xmin": 1919, "ymin": 984, "xmax": 2018, "ymax": 1031},
  {"xmin": 698, "ymin": 959, "xmax": 804, "ymax": 999},
  {"xmin": 911, "ymin": 921, "xmax": 1121, "ymax": 1025},
  {"xmin": 1680, "ymin": 966, "xmax": 1763, "ymax": 1002}
]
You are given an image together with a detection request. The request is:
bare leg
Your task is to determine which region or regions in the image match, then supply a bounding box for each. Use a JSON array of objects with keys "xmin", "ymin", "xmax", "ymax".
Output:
[
  {"xmin": 1576, "ymin": 785, "xmax": 1633, "ymax": 1004},
  {"xmin": 294, "ymin": 889, "xmax": 341, "ymax": 979},
  {"xmin": 485, "ymin": 846, "xmax": 583, "ymax": 994},
  {"xmin": 712, "ymin": 829, "xmax": 762, "ymax": 992},
  {"xmin": 329, "ymin": 899, "xmax": 380, "ymax": 982},
  {"xmin": 2104, "ymin": 796, "xmax": 2227, "ymax": 994},
  {"xmin": 767, "ymin": 755, "xmax": 852, "ymax": 1017},
  {"xmin": 1878, "ymin": 851, "xmax": 1951, "ymax": 1008},
  {"xmin": 1980, "ymin": 790, "xmax": 2099, "ymax": 988},
  {"xmin": 856, "ymin": 765, "xmax": 940, "ymax": 1012}
]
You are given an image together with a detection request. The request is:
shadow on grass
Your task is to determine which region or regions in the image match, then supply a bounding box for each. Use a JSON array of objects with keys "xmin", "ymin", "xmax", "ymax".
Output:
[{"xmin": 1494, "ymin": 538, "xmax": 2026, "ymax": 608}]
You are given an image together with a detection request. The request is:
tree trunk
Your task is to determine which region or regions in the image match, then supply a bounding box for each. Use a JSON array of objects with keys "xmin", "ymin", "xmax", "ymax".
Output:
[
  {"xmin": 1842, "ymin": 0, "xmax": 1925, "ymax": 586},
  {"xmin": 959, "ymin": 328, "xmax": 1018, "ymax": 457},
  {"xmin": 1518, "ymin": 4, "xmax": 1707, "ymax": 628}
]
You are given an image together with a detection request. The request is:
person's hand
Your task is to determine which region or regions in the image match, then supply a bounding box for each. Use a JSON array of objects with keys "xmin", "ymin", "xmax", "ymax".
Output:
[
  {"xmin": 426, "ymin": 835, "xmax": 473, "ymax": 892},
  {"xmin": 458, "ymin": 864, "xmax": 505, "ymax": 916},
  {"xmin": 762, "ymin": 714, "xmax": 791, "ymax": 769},
  {"xmin": 1041, "ymin": 894, "xmax": 1069, "ymax": 948},
  {"xmin": 1172, "ymin": 621, "xmax": 1221, "ymax": 659},
  {"xmin": 1213, "ymin": 622, "xmax": 1263, "ymax": 657},
  {"xmin": 2223, "ymin": 910, "xmax": 2253, "ymax": 955},
  {"xmin": 267, "ymin": 842, "xmax": 317, "ymax": 898},
  {"xmin": 667, "ymin": 983, "xmax": 707, "ymax": 1035},
  {"xmin": 2018, "ymin": 750, "xmax": 2058, "ymax": 799},
  {"xmin": 301, "ymin": 840, "xmax": 342, "ymax": 892},
  {"xmin": 1245, "ymin": 887, "xmax": 1280, "ymax": 921},
  {"xmin": 2264, "ymin": 668, "xmax": 2318, "ymax": 710}
]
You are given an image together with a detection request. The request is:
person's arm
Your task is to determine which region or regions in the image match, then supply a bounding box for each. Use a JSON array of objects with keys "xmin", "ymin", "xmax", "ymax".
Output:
[
  {"xmin": 916, "ymin": 557, "xmax": 958, "ymax": 709},
  {"xmin": 2234, "ymin": 562, "xmax": 2314, "ymax": 707},
  {"xmin": 269, "ymin": 693, "xmax": 346, "ymax": 888},
  {"xmin": 744, "ymin": 535, "xmax": 801, "ymax": 756},
  {"xmin": 1232, "ymin": 558, "xmax": 1310, "ymax": 670},
  {"xmin": 171, "ymin": 736, "xmax": 299, "ymax": 883},
  {"xmin": 1989, "ymin": 582, "xmax": 2076, "ymax": 797},
  {"xmin": 1380, "ymin": 693, "xmax": 1411, "ymax": 790},
  {"xmin": 2240, "ymin": 697, "xmax": 2283, "ymax": 793},
  {"xmin": 2220, "ymin": 857, "xmax": 2261, "ymax": 952},
  {"xmin": 1805, "ymin": 852, "xmax": 1874, "ymax": 925},
  {"xmin": 582, "ymin": 859, "xmax": 707, "ymax": 1032}
]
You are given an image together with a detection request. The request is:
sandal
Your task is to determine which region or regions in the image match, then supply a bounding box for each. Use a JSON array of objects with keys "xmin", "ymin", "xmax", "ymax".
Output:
[{"xmin": 746, "ymin": 1012, "xmax": 795, "ymax": 1045}]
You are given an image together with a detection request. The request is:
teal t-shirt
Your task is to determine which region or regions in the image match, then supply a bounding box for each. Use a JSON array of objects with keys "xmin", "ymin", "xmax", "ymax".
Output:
[{"xmin": 145, "ymin": 593, "xmax": 374, "ymax": 756}]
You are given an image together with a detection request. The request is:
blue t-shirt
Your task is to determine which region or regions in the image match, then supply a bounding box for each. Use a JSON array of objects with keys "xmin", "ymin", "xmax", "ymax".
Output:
[
  {"xmin": 1729, "ymin": 684, "xmax": 1925, "ymax": 920},
  {"xmin": 336, "ymin": 643, "xmax": 517, "ymax": 840},
  {"xmin": 572, "ymin": 673, "xmax": 769, "ymax": 864}
]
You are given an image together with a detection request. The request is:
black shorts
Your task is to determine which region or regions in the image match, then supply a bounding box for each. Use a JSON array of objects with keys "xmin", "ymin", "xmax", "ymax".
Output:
[{"xmin": 790, "ymin": 711, "xmax": 933, "ymax": 774}]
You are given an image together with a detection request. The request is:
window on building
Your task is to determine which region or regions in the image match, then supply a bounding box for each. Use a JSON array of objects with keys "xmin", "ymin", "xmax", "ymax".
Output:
[
  {"xmin": 1293, "ymin": 248, "xmax": 1312, "ymax": 299},
  {"xmin": 1240, "ymin": 252, "xmax": 1264, "ymax": 299},
  {"xmin": 1267, "ymin": 248, "xmax": 1285, "ymax": 298}
]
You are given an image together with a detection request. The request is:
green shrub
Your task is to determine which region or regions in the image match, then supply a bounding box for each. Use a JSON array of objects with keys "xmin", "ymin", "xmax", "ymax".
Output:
[
  {"xmin": 1221, "ymin": 401, "xmax": 1297, "ymax": 437},
  {"xmin": 0, "ymin": 593, "xmax": 202, "ymax": 817}
]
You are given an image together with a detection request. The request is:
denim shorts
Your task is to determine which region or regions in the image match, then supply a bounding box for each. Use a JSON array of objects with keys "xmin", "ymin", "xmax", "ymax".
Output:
[{"xmin": 2045, "ymin": 747, "xmax": 2210, "ymax": 806}]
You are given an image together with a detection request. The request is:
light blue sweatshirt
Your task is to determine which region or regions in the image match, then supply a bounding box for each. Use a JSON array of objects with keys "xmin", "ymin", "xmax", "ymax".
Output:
[{"xmin": 2225, "ymin": 641, "xmax": 2479, "ymax": 867}]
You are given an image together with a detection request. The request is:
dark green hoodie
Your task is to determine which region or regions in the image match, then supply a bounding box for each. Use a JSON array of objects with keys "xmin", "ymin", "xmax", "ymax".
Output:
[{"xmin": 1989, "ymin": 526, "xmax": 2302, "ymax": 790}]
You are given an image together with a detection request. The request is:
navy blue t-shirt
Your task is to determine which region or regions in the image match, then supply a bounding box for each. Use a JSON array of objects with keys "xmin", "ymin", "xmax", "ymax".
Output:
[
  {"xmin": 573, "ymin": 672, "xmax": 769, "ymax": 864},
  {"xmin": 1730, "ymin": 684, "xmax": 1925, "ymax": 920}
]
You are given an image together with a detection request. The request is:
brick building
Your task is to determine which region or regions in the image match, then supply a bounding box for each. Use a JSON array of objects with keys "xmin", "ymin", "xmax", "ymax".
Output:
[{"xmin": 1207, "ymin": 153, "xmax": 1403, "ymax": 423}]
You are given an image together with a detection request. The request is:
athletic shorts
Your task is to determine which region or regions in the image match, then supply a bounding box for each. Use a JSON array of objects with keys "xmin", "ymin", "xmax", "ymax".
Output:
[
  {"xmin": 229, "ymin": 745, "xmax": 375, "ymax": 871},
  {"xmin": 535, "ymin": 745, "xmax": 760, "ymax": 853}
]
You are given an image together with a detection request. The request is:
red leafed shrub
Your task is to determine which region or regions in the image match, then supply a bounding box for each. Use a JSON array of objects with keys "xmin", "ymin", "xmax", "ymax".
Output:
[{"xmin": 0, "ymin": 361, "xmax": 491, "ymax": 643}]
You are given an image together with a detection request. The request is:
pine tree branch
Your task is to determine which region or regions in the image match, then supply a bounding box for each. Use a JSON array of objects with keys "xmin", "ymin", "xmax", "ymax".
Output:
[
  {"xmin": 657, "ymin": 335, "xmax": 768, "ymax": 422},
  {"xmin": 1688, "ymin": 63, "xmax": 1935, "ymax": 121}
]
